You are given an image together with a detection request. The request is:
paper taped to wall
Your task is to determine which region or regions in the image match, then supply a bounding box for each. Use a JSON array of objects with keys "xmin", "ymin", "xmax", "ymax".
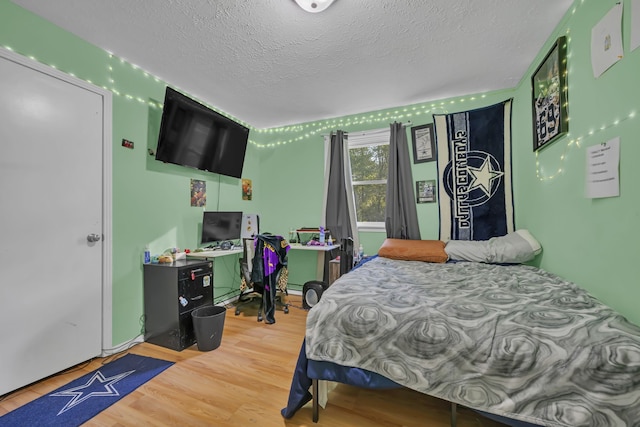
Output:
[{"xmin": 585, "ymin": 137, "xmax": 620, "ymax": 199}]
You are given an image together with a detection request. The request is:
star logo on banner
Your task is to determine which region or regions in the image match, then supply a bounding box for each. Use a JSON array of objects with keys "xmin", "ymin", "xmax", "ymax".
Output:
[
  {"xmin": 443, "ymin": 150, "xmax": 505, "ymax": 207},
  {"xmin": 50, "ymin": 369, "xmax": 135, "ymax": 415},
  {"xmin": 467, "ymin": 155, "xmax": 504, "ymax": 197}
]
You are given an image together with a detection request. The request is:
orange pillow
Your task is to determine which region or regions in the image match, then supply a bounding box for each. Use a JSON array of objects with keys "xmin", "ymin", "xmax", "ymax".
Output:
[{"xmin": 378, "ymin": 238, "xmax": 448, "ymax": 263}]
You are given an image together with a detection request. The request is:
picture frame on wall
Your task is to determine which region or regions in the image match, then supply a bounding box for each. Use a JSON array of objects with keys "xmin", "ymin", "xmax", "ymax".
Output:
[
  {"xmin": 416, "ymin": 179, "xmax": 437, "ymax": 203},
  {"xmin": 411, "ymin": 123, "xmax": 436, "ymax": 163},
  {"xmin": 532, "ymin": 36, "xmax": 568, "ymax": 151}
]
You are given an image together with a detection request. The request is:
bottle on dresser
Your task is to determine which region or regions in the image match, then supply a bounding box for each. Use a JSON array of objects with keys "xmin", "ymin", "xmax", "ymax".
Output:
[{"xmin": 143, "ymin": 245, "xmax": 151, "ymax": 264}]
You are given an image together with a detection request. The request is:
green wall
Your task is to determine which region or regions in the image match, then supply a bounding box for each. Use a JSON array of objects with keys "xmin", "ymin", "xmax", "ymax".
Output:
[
  {"xmin": 511, "ymin": 0, "xmax": 640, "ymax": 324},
  {"xmin": 2, "ymin": 0, "xmax": 638, "ymax": 347},
  {"xmin": 257, "ymin": 0, "xmax": 640, "ymax": 326},
  {"xmin": 0, "ymin": 0, "xmax": 264, "ymax": 345}
]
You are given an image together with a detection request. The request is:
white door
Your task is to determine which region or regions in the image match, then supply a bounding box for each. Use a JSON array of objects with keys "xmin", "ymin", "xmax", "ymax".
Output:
[{"xmin": 0, "ymin": 49, "xmax": 109, "ymax": 395}]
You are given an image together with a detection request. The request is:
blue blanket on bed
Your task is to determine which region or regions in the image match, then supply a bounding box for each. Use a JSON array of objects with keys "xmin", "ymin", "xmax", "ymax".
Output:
[
  {"xmin": 281, "ymin": 340, "xmax": 405, "ymax": 419},
  {"xmin": 281, "ymin": 340, "xmax": 542, "ymax": 427}
]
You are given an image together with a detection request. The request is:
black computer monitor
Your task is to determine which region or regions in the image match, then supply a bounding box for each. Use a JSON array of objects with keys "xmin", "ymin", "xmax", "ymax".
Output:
[{"xmin": 200, "ymin": 211, "xmax": 242, "ymax": 246}]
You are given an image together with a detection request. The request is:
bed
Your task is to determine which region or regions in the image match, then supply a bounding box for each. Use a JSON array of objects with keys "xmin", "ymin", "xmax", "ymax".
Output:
[{"xmin": 282, "ymin": 233, "xmax": 640, "ymax": 427}]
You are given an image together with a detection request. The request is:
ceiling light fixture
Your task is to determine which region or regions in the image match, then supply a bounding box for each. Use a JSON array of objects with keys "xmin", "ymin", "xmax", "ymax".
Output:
[{"xmin": 293, "ymin": 0, "xmax": 336, "ymax": 13}]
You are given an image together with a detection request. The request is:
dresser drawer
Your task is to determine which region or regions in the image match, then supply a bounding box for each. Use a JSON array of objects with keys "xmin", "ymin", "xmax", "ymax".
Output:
[{"xmin": 178, "ymin": 265, "xmax": 213, "ymax": 314}]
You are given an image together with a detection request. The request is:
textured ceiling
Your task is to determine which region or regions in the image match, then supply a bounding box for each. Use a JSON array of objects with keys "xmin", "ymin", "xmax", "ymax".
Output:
[{"xmin": 11, "ymin": 0, "xmax": 574, "ymax": 129}]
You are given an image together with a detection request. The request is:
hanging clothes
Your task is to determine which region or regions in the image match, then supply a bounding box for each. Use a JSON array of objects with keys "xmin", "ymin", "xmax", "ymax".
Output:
[{"xmin": 251, "ymin": 234, "xmax": 290, "ymax": 324}]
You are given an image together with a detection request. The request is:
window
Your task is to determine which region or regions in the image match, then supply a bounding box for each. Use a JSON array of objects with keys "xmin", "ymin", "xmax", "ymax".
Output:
[{"xmin": 348, "ymin": 128, "xmax": 390, "ymax": 229}]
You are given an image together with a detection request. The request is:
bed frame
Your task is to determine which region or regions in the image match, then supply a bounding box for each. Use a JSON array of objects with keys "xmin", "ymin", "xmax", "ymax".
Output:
[{"xmin": 311, "ymin": 379, "xmax": 460, "ymax": 425}]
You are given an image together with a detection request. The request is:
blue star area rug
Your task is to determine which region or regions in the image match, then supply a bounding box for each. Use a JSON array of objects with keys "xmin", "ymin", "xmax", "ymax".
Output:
[
  {"xmin": 0, "ymin": 353, "xmax": 173, "ymax": 427},
  {"xmin": 433, "ymin": 99, "xmax": 514, "ymax": 241}
]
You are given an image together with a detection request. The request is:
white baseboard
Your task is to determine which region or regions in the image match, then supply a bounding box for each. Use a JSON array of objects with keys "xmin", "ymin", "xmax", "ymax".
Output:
[
  {"xmin": 101, "ymin": 334, "xmax": 145, "ymax": 357},
  {"xmin": 217, "ymin": 294, "xmax": 241, "ymax": 306},
  {"xmin": 104, "ymin": 289, "xmax": 303, "ymax": 357}
]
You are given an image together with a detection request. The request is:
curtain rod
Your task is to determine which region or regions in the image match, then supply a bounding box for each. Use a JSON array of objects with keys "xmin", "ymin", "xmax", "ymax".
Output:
[{"xmin": 321, "ymin": 121, "xmax": 413, "ymax": 138}]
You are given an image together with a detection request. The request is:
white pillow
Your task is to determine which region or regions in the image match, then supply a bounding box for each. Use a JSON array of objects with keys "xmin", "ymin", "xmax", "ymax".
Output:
[
  {"xmin": 445, "ymin": 229, "xmax": 542, "ymax": 264},
  {"xmin": 443, "ymin": 240, "xmax": 490, "ymax": 263},
  {"xmin": 513, "ymin": 229, "xmax": 542, "ymax": 255}
]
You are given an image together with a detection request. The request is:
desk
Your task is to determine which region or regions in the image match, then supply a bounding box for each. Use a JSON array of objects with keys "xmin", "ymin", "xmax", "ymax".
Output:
[
  {"xmin": 186, "ymin": 248, "xmax": 243, "ymax": 259},
  {"xmin": 289, "ymin": 244, "xmax": 340, "ymax": 281}
]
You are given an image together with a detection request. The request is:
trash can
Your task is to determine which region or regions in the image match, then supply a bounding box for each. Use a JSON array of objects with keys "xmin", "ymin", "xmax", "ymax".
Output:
[{"xmin": 191, "ymin": 305, "xmax": 226, "ymax": 351}]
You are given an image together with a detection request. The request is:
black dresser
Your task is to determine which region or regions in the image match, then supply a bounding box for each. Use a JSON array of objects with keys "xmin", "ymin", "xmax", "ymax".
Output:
[{"xmin": 143, "ymin": 259, "xmax": 213, "ymax": 351}]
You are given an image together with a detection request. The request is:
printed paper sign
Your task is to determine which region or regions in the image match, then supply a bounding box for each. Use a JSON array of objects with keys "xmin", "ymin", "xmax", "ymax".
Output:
[{"xmin": 586, "ymin": 137, "xmax": 620, "ymax": 198}]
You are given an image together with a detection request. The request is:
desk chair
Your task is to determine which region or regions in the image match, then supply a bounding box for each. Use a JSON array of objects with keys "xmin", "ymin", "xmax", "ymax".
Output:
[{"xmin": 235, "ymin": 236, "xmax": 289, "ymax": 323}]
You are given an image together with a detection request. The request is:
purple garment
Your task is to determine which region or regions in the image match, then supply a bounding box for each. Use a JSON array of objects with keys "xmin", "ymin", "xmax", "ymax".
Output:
[
  {"xmin": 251, "ymin": 235, "xmax": 290, "ymax": 324},
  {"xmin": 263, "ymin": 242, "xmax": 280, "ymax": 277},
  {"xmin": 259, "ymin": 240, "xmax": 290, "ymax": 289}
]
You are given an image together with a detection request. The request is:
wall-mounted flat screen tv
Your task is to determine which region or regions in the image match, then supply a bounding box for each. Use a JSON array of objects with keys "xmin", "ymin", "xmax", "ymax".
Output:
[{"xmin": 155, "ymin": 87, "xmax": 249, "ymax": 179}]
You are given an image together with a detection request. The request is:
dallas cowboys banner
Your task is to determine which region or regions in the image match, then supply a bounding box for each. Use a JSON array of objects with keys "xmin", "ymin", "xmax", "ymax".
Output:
[{"xmin": 434, "ymin": 100, "xmax": 514, "ymax": 241}]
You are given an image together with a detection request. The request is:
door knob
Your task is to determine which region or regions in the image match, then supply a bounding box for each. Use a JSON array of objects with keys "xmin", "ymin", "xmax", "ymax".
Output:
[{"xmin": 87, "ymin": 233, "xmax": 102, "ymax": 242}]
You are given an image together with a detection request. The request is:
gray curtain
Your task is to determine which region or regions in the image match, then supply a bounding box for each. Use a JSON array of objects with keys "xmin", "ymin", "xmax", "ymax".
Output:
[
  {"xmin": 325, "ymin": 130, "xmax": 354, "ymax": 244},
  {"xmin": 385, "ymin": 122, "xmax": 421, "ymax": 239}
]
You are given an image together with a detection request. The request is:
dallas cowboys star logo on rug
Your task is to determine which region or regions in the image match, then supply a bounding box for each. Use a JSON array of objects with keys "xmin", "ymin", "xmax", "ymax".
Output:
[
  {"xmin": 50, "ymin": 369, "xmax": 135, "ymax": 415},
  {"xmin": 0, "ymin": 354, "xmax": 173, "ymax": 427}
]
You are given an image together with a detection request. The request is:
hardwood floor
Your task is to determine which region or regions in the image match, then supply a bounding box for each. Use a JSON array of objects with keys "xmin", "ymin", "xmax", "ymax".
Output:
[{"xmin": 0, "ymin": 295, "xmax": 508, "ymax": 426}]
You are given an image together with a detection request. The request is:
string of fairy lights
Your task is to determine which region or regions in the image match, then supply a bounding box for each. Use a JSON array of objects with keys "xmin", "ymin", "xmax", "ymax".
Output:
[
  {"xmin": 535, "ymin": 110, "xmax": 636, "ymax": 181},
  {"xmin": 250, "ymin": 96, "xmax": 486, "ymax": 148},
  {"xmin": 2, "ymin": 43, "xmax": 489, "ymax": 149},
  {"xmin": 1, "ymin": 0, "xmax": 636, "ymax": 182},
  {"xmin": 533, "ymin": 0, "xmax": 635, "ymax": 181}
]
